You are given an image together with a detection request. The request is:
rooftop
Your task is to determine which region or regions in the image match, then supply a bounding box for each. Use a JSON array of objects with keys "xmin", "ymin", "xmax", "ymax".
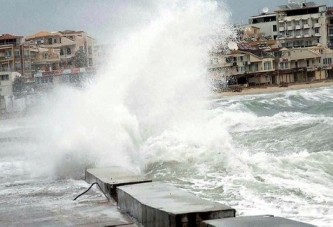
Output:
[
  {"xmin": 26, "ymin": 31, "xmax": 61, "ymax": 40},
  {"xmin": 276, "ymin": 1, "xmax": 324, "ymax": 12},
  {"xmin": 0, "ymin": 34, "xmax": 23, "ymax": 40}
]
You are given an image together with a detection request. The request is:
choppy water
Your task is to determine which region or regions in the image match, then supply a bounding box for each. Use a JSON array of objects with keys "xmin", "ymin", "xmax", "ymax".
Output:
[
  {"xmin": 144, "ymin": 87, "xmax": 333, "ymax": 227},
  {"xmin": 1, "ymin": 87, "xmax": 332, "ymax": 226}
]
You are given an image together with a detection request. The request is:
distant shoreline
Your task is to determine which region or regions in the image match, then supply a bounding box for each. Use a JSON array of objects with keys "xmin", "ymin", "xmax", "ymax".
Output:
[{"xmin": 212, "ymin": 80, "xmax": 333, "ymax": 98}]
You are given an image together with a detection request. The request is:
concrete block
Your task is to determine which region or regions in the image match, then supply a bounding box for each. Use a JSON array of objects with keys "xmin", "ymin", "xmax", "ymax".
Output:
[
  {"xmin": 201, "ymin": 215, "xmax": 315, "ymax": 227},
  {"xmin": 117, "ymin": 182, "xmax": 236, "ymax": 227},
  {"xmin": 85, "ymin": 167, "xmax": 152, "ymax": 201}
]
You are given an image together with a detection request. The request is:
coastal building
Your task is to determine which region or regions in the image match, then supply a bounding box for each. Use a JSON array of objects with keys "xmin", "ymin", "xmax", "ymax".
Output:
[
  {"xmin": 209, "ymin": 42, "xmax": 276, "ymax": 88},
  {"xmin": 209, "ymin": 37, "xmax": 333, "ymax": 88},
  {"xmin": 58, "ymin": 30, "xmax": 95, "ymax": 67},
  {"xmin": 25, "ymin": 30, "xmax": 96, "ymax": 78},
  {"xmin": 0, "ymin": 34, "xmax": 33, "ymax": 79},
  {"xmin": 0, "ymin": 71, "xmax": 22, "ymax": 113},
  {"xmin": 249, "ymin": 11, "xmax": 278, "ymax": 40},
  {"xmin": 275, "ymin": 1, "xmax": 327, "ymax": 48}
]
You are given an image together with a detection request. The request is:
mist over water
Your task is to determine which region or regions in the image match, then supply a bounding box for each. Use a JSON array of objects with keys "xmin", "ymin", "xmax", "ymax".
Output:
[{"xmin": 1, "ymin": 1, "xmax": 333, "ymax": 226}]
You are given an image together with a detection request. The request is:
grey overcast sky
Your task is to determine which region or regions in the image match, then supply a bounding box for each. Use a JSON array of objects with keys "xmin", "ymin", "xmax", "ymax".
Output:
[{"xmin": 0, "ymin": 0, "xmax": 332, "ymax": 43}]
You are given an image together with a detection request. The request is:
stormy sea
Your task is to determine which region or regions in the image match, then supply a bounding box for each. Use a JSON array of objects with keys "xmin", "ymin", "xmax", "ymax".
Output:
[{"xmin": 0, "ymin": 1, "xmax": 332, "ymax": 226}]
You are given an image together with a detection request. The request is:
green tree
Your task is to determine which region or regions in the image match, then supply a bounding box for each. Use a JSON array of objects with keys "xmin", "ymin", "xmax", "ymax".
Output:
[{"xmin": 73, "ymin": 49, "xmax": 87, "ymax": 68}]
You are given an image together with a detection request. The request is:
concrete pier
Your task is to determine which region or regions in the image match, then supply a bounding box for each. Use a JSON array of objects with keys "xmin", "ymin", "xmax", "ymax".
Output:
[
  {"xmin": 85, "ymin": 167, "xmax": 152, "ymax": 201},
  {"xmin": 201, "ymin": 215, "xmax": 316, "ymax": 227},
  {"xmin": 117, "ymin": 182, "xmax": 236, "ymax": 227}
]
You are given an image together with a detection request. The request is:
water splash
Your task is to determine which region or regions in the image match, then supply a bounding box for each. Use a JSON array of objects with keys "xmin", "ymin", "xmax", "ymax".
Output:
[{"xmin": 22, "ymin": 0, "xmax": 234, "ymax": 179}]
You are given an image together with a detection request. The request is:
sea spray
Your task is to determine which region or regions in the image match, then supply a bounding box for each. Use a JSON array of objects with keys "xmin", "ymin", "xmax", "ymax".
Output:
[{"xmin": 22, "ymin": 0, "xmax": 235, "ymax": 179}]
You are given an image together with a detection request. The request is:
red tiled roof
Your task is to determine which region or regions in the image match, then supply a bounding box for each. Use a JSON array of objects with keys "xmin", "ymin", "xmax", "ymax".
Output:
[
  {"xmin": 0, "ymin": 34, "xmax": 23, "ymax": 40},
  {"xmin": 26, "ymin": 31, "xmax": 61, "ymax": 40}
]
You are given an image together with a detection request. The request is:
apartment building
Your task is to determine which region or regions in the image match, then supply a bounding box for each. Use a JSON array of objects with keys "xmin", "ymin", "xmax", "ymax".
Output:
[
  {"xmin": 25, "ymin": 30, "xmax": 95, "ymax": 77},
  {"xmin": 59, "ymin": 30, "xmax": 95, "ymax": 67},
  {"xmin": 276, "ymin": 1, "xmax": 327, "ymax": 48},
  {"xmin": 209, "ymin": 43, "xmax": 276, "ymax": 87},
  {"xmin": 249, "ymin": 12, "xmax": 278, "ymax": 40},
  {"xmin": 209, "ymin": 37, "xmax": 333, "ymax": 88},
  {"xmin": 0, "ymin": 34, "xmax": 34, "ymax": 79}
]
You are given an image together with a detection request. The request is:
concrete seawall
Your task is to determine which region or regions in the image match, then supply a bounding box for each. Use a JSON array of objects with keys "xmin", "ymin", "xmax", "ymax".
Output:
[{"xmin": 85, "ymin": 167, "xmax": 315, "ymax": 227}]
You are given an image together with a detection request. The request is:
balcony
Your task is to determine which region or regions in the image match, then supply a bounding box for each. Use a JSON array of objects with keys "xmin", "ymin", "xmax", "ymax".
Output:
[
  {"xmin": 311, "ymin": 15, "xmax": 319, "ymax": 19},
  {"xmin": 303, "ymin": 34, "xmax": 311, "ymax": 38},
  {"xmin": 279, "ymin": 27, "xmax": 285, "ymax": 32},
  {"xmin": 303, "ymin": 24, "xmax": 310, "ymax": 29},
  {"xmin": 0, "ymin": 56, "xmax": 13, "ymax": 61},
  {"xmin": 295, "ymin": 25, "xmax": 301, "ymax": 30},
  {"xmin": 287, "ymin": 26, "xmax": 294, "ymax": 30},
  {"xmin": 314, "ymin": 23, "xmax": 320, "ymax": 27},
  {"xmin": 314, "ymin": 33, "xmax": 321, "ymax": 37}
]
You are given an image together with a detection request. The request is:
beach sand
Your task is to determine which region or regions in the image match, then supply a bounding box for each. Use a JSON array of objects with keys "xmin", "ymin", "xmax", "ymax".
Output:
[{"xmin": 212, "ymin": 80, "xmax": 333, "ymax": 98}]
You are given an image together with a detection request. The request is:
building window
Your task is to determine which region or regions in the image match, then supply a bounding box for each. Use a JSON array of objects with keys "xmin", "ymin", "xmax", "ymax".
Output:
[
  {"xmin": 273, "ymin": 25, "xmax": 277, "ymax": 32},
  {"xmin": 315, "ymin": 28, "xmax": 320, "ymax": 34},
  {"xmin": 295, "ymin": 30, "xmax": 301, "ymax": 37},
  {"xmin": 5, "ymin": 51, "xmax": 12, "ymax": 57},
  {"xmin": 264, "ymin": 62, "xmax": 271, "ymax": 70},
  {"xmin": 280, "ymin": 62, "xmax": 288, "ymax": 69},
  {"xmin": 48, "ymin": 38, "xmax": 52, "ymax": 44},
  {"xmin": 323, "ymin": 58, "xmax": 332, "ymax": 65},
  {"xmin": 329, "ymin": 29, "xmax": 333, "ymax": 35},
  {"xmin": 54, "ymin": 38, "xmax": 57, "ymax": 44},
  {"xmin": 1, "ymin": 74, "xmax": 9, "ymax": 81},
  {"xmin": 253, "ymin": 64, "xmax": 259, "ymax": 71},
  {"xmin": 14, "ymin": 50, "xmax": 20, "ymax": 57},
  {"xmin": 307, "ymin": 60, "xmax": 310, "ymax": 67},
  {"xmin": 60, "ymin": 48, "xmax": 64, "ymax": 55},
  {"xmin": 66, "ymin": 48, "xmax": 71, "ymax": 55}
]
